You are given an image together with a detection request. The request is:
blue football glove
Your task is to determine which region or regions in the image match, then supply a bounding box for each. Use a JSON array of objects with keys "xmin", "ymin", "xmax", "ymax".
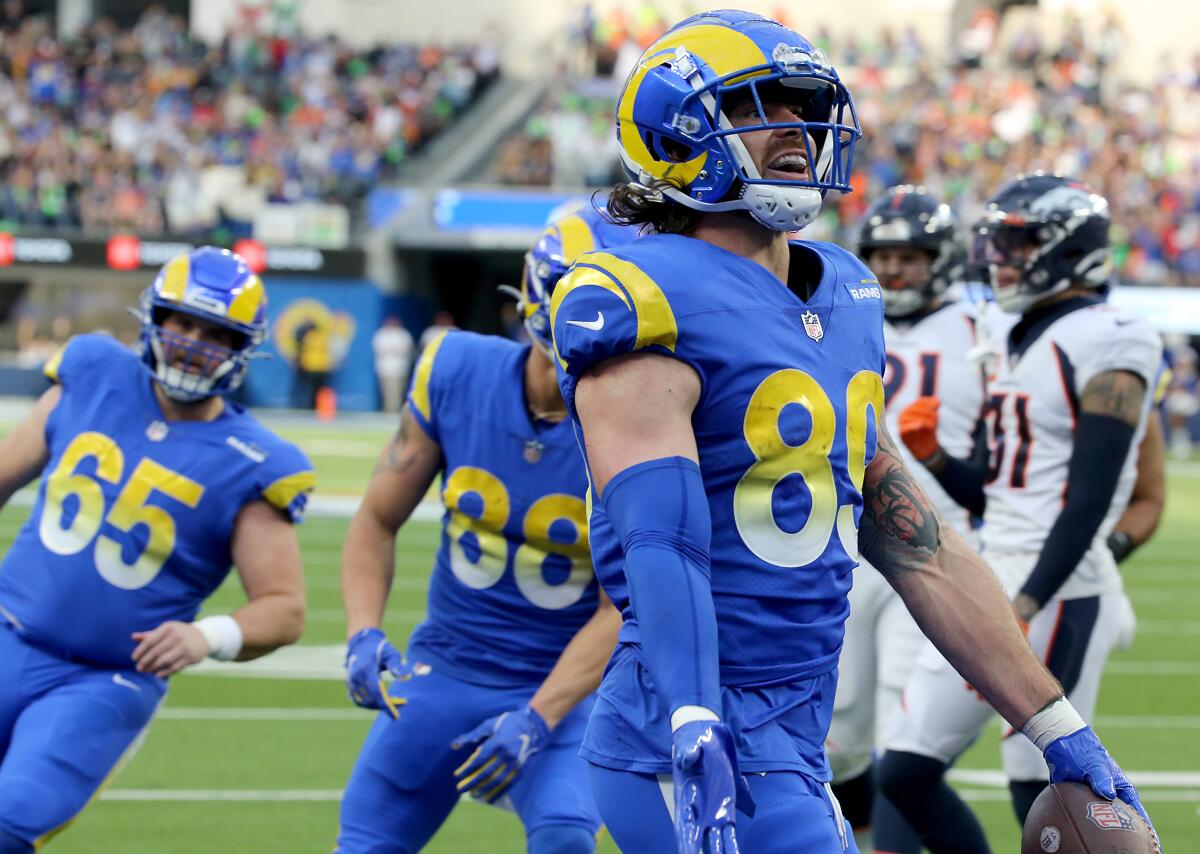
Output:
[
  {"xmin": 672, "ymin": 721, "xmax": 756, "ymax": 854},
  {"xmin": 1044, "ymin": 725, "xmax": 1159, "ymax": 847},
  {"xmin": 451, "ymin": 704, "xmax": 550, "ymax": 803},
  {"xmin": 344, "ymin": 627, "xmax": 412, "ymax": 718}
]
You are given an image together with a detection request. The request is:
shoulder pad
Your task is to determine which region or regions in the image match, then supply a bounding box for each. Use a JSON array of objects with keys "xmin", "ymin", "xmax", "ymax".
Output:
[{"xmin": 550, "ymin": 250, "xmax": 678, "ymax": 379}]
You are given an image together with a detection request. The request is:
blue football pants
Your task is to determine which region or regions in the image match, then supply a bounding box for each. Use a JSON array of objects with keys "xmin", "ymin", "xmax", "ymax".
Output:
[
  {"xmin": 0, "ymin": 625, "xmax": 163, "ymax": 847},
  {"xmin": 336, "ymin": 662, "xmax": 600, "ymax": 853},
  {"xmin": 589, "ymin": 764, "xmax": 858, "ymax": 853}
]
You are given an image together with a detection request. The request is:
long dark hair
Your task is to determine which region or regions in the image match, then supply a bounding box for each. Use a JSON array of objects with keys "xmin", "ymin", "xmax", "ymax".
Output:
[{"xmin": 604, "ymin": 179, "xmax": 701, "ymax": 235}]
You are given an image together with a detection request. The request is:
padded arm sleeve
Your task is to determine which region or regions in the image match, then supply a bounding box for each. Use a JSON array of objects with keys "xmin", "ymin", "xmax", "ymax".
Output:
[
  {"xmin": 1019, "ymin": 412, "xmax": 1137, "ymax": 606},
  {"xmin": 602, "ymin": 456, "xmax": 721, "ymax": 717},
  {"xmin": 931, "ymin": 421, "xmax": 989, "ymax": 518}
]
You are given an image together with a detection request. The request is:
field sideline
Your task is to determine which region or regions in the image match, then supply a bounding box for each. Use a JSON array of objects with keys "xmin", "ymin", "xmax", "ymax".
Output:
[{"xmin": 0, "ymin": 411, "xmax": 1195, "ymax": 852}]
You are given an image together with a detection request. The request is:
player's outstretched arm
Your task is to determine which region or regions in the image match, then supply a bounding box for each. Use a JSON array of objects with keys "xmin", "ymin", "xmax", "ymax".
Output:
[
  {"xmin": 0, "ymin": 385, "xmax": 59, "ymax": 510},
  {"xmin": 342, "ymin": 404, "xmax": 442, "ymax": 637},
  {"xmin": 341, "ymin": 404, "xmax": 442, "ymax": 713},
  {"xmin": 861, "ymin": 424, "xmax": 1156, "ymax": 833},
  {"xmin": 574, "ymin": 352, "xmax": 754, "ymax": 849},
  {"xmin": 227, "ymin": 500, "xmax": 307, "ymax": 658},
  {"xmin": 1015, "ymin": 369, "xmax": 1146, "ymax": 617},
  {"xmin": 452, "ymin": 589, "xmax": 621, "ymax": 802},
  {"xmin": 1109, "ymin": 407, "xmax": 1165, "ymax": 563},
  {"xmin": 131, "ymin": 500, "xmax": 306, "ymax": 677},
  {"xmin": 859, "ymin": 423, "xmax": 1059, "ymax": 727},
  {"xmin": 529, "ymin": 587, "xmax": 621, "ymax": 729}
]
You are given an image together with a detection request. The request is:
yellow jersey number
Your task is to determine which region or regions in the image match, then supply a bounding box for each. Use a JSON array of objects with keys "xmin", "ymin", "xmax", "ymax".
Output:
[
  {"xmin": 38, "ymin": 432, "xmax": 205, "ymax": 589},
  {"xmin": 734, "ymin": 369, "xmax": 883, "ymax": 566},
  {"xmin": 442, "ymin": 466, "xmax": 592, "ymax": 610}
]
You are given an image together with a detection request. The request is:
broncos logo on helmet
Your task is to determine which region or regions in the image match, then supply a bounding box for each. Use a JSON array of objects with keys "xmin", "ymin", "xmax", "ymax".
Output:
[
  {"xmin": 973, "ymin": 172, "xmax": 1112, "ymax": 314},
  {"xmin": 515, "ymin": 201, "xmax": 640, "ymax": 355},
  {"xmin": 615, "ymin": 9, "xmax": 861, "ymax": 232},
  {"xmin": 138, "ymin": 246, "xmax": 267, "ymax": 402}
]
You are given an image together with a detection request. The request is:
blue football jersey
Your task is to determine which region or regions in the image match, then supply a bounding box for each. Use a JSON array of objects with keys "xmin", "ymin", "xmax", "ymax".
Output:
[
  {"xmin": 405, "ymin": 330, "xmax": 597, "ymax": 686},
  {"xmin": 0, "ymin": 334, "xmax": 314, "ymax": 667},
  {"xmin": 551, "ymin": 234, "xmax": 886, "ymax": 687}
]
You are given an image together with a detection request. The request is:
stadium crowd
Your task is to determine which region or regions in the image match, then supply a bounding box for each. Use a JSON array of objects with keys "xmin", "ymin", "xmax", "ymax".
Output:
[
  {"xmin": 497, "ymin": 6, "xmax": 1200, "ymax": 287},
  {"xmin": 0, "ymin": 4, "xmax": 497, "ymax": 239}
]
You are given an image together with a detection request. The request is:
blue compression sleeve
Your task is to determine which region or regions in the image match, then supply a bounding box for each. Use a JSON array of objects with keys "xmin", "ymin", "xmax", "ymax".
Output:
[{"xmin": 602, "ymin": 456, "xmax": 721, "ymax": 718}]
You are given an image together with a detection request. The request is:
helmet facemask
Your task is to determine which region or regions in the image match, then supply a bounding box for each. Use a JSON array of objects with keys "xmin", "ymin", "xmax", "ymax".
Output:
[
  {"xmin": 621, "ymin": 41, "xmax": 861, "ymax": 232},
  {"xmin": 514, "ymin": 241, "xmax": 571, "ymax": 359},
  {"xmin": 140, "ymin": 296, "xmax": 261, "ymax": 403}
]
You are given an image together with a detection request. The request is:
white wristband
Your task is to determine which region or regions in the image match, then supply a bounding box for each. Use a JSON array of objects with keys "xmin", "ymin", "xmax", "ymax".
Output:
[
  {"xmin": 1021, "ymin": 697, "xmax": 1087, "ymax": 752},
  {"xmin": 670, "ymin": 705, "xmax": 720, "ymax": 732},
  {"xmin": 193, "ymin": 615, "xmax": 243, "ymax": 662}
]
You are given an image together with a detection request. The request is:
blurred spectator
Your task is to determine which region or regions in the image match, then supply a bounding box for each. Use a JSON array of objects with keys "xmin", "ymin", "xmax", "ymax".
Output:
[
  {"xmin": 291, "ymin": 317, "xmax": 332, "ymax": 410},
  {"xmin": 0, "ymin": 6, "xmax": 497, "ymax": 239},
  {"xmin": 1163, "ymin": 336, "xmax": 1199, "ymax": 458},
  {"xmin": 419, "ymin": 310, "xmax": 457, "ymax": 352},
  {"xmin": 372, "ymin": 316, "xmax": 414, "ymax": 414}
]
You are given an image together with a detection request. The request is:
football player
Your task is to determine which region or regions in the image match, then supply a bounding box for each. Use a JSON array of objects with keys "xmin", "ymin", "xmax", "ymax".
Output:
[
  {"xmin": 826, "ymin": 185, "xmax": 982, "ymax": 854},
  {"xmin": 0, "ymin": 247, "xmax": 312, "ymax": 852},
  {"xmin": 334, "ymin": 205, "xmax": 634, "ymax": 854},
  {"xmin": 878, "ymin": 173, "xmax": 1163, "ymax": 852},
  {"xmin": 548, "ymin": 13, "xmax": 1156, "ymax": 853}
]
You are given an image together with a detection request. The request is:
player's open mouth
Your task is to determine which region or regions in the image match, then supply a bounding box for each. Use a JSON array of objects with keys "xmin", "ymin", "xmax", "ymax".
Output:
[
  {"xmin": 765, "ymin": 152, "xmax": 809, "ymax": 180},
  {"xmin": 172, "ymin": 358, "xmax": 205, "ymax": 375}
]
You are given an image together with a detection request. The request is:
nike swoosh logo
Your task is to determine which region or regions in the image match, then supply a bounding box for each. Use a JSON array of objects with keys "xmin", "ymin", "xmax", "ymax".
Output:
[
  {"xmin": 566, "ymin": 312, "xmax": 605, "ymax": 331},
  {"xmin": 112, "ymin": 673, "xmax": 142, "ymax": 692}
]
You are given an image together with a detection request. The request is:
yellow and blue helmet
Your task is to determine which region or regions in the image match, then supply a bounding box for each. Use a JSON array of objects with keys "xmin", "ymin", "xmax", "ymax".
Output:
[
  {"xmin": 138, "ymin": 246, "xmax": 267, "ymax": 402},
  {"xmin": 518, "ymin": 201, "xmax": 639, "ymax": 354},
  {"xmin": 616, "ymin": 9, "xmax": 860, "ymax": 231}
]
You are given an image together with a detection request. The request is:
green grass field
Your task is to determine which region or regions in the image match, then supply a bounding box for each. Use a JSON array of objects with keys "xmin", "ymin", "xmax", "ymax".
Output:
[{"xmin": 2, "ymin": 414, "xmax": 1196, "ymax": 852}]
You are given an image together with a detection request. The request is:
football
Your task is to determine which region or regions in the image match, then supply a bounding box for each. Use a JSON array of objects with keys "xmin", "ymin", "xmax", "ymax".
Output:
[{"xmin": 1021, "ymin": 783, "xmax": 1159, "ymax": 853}]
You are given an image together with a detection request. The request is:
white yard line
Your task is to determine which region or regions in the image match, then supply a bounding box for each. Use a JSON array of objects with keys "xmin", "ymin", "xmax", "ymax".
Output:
[
  {"xmin": 152, "ymin": 705, "xmax": 1200, "ymax": 731},
  {"xmin": 950, "ymin": 769, "xmax": 1200, "ymax": 788},
  {"xmin": 184, "ymin": 644, "xmax": 1200, "ymax": 681},
  {"xmin": 101, "ymin": 776, "xmax": 1200, "ymax": 803}
]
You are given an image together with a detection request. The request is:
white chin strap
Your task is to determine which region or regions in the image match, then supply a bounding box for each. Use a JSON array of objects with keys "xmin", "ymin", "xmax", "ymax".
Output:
[
  {"xmin": 660, "ymin": 183, "xmax": 823, "ymax": 232},
  {"xmin": 741, "ymin": 184, "xmax": 824, "ymax": 231}
]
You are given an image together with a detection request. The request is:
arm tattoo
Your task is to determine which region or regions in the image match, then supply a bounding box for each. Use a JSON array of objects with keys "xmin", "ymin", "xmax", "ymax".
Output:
[
  {"xmin": 859, "ymin": 427, "xmax": 942, "ymax": 579},
  {"xmin": 372, "ymin": 409, "xmax": 418, "ymax": 476},
  {"xmin": 1079, "ymin": 370, "xmax": 1146, "ymax": 426}
]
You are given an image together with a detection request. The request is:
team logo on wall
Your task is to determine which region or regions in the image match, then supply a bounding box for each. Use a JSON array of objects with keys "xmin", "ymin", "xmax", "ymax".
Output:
[{"xmin": 274, "ymin": 298, "xmax": 357, "ymax": 371}]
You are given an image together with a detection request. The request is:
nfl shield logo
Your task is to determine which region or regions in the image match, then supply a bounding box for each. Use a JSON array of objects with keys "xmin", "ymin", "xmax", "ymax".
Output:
[
  {"xmin": 801, "ymin": 310, "xmax": 824, "ymax": 342},
  {"xmin": 1086, "ymin": 801, "xmax": 1134, "ymax": 830},
  {"xmin": 523, "ymin": 440, "xmax": 544, "ymax": 464},
  {"xmin": 146, "ymin": 421, "xmax": 169, "ymax": 442}
]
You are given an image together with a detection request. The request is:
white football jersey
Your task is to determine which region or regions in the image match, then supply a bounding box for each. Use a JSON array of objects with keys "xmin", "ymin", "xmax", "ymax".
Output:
[
  {"xmin": 884, "ymin": 301, "xmax": 988, "ymax": 537},
  {"xmin": 980, "ymin": 301, "xmax": 1162, "ymax": 599}
]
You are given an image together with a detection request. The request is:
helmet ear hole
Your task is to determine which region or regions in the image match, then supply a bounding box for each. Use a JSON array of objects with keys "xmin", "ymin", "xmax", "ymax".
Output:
[{"xmin": 646, "ymin": 132, "xmax": 696, "ymax": 164}]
